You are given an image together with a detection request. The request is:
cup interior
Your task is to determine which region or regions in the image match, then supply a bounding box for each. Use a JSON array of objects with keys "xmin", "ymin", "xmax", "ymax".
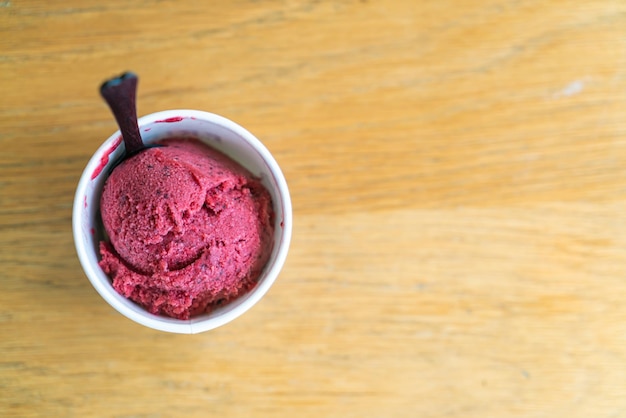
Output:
[{"xmin": 73, "ymin": 110, "xmax": 291, "ymax": 334}]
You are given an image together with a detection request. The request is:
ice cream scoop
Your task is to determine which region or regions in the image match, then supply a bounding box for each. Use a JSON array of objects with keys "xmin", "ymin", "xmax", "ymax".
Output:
[
  {"xmin": 98, "ymin": 137, "xmax": 275, "ymax": 319},
  {"xmin": 100, "ymin": 72, "xmax": 158, "ymax": 164}
]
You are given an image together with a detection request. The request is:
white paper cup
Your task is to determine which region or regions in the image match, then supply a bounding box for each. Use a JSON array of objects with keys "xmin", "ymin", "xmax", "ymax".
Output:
[{"xmin": 73, "ymin": 110, "xmax": 292, "ymax": 334}]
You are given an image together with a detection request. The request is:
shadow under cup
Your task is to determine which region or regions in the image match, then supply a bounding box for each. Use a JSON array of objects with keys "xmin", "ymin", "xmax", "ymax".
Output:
[{"xmin": 73, "ymin": 110, "xmax": 292, "ymax": 334}]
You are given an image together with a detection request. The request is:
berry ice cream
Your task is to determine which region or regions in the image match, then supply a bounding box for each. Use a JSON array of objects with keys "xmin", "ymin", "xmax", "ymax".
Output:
[{"xmin": 98, "ymin": 137, "xmax": 274, "ymax": 320}]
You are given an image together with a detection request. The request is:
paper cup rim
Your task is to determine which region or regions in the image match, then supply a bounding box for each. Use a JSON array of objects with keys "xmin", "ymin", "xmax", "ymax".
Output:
[{"xmin": 73, "ymin": 110, "xmax": 292, "ymax": 334}]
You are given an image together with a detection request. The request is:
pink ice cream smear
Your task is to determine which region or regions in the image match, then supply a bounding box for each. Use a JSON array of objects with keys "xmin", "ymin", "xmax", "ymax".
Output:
[
  {"xmin": 98, "ymin": 138, "xmax": 274, "ymax": 320},
  {"xmin": 91, "ymin": 136, "xmax": 122, "ymax": 180}
]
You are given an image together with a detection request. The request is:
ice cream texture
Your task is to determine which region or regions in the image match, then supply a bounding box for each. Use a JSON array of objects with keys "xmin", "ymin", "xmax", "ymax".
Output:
[{"xmin": 98, "ymin": 137, "xmax": 274, "ymax": 319}]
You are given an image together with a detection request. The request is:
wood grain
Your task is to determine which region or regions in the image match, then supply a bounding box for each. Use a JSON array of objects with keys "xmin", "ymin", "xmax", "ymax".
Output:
[{"xmin": 2, "ymin": 0, "xmax": 626, "ymax": 416}]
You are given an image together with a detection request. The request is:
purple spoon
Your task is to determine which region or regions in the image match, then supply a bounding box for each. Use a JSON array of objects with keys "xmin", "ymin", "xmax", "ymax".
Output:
[{"xmin": 100, "ymin": 72, "xmax": 158, "ymax": 164}]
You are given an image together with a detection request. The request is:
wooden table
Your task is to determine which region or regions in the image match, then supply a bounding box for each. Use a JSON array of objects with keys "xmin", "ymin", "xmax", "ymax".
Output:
[{"xmin": 3, "ymin": 1, "xmax": 626, "ymax": 416}]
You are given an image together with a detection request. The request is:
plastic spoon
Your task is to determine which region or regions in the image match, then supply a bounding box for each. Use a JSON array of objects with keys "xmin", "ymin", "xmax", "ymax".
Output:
[{"xmin": 100, "ymin": 72, "xmax": 156, "ymax": 163}]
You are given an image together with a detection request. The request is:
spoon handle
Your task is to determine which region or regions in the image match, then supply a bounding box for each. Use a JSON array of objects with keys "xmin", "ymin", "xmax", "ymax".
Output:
[{"xmin": 100, "ymin": 72, "xmax": 144, "ymax": 155}]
